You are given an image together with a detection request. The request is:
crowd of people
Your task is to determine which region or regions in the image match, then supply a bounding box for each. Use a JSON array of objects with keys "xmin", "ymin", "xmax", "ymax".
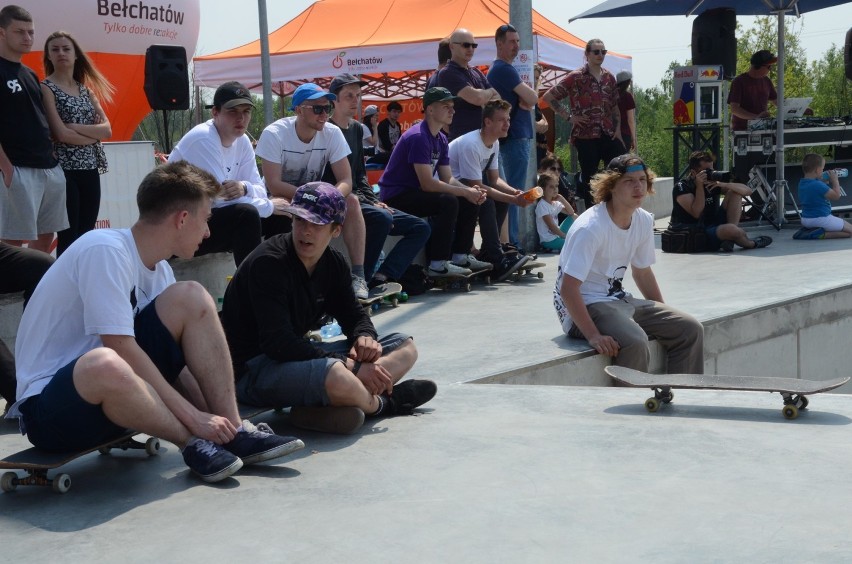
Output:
[{"xmin": 1, "ymin": 3, "xmax": 843, "ymax": 488}]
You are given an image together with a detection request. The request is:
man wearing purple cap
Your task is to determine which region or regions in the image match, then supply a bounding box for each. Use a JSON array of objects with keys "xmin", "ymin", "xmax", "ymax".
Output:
[
  {"xmin": 221, "ymin": 182, "xmax": 435, "ymax": 434},
  {"xmin": 169, "ymin": 81, "xmax": 289, "ymax": 266},
  {"xmin": 256, "ymin": 83, "xmax": 371, "ymax": 299}
]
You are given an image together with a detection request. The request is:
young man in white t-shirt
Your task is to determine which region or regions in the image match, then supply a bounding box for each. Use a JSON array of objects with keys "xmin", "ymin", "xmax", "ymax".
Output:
[
  {"xmin": 6, "ymin": 162, "xmax": 304, "ymax": 483},
  {"xmin": 256, "ymin": 83, "xmax": 371, "ymax": 299},
  {"xmin": 448, "ymin": 99, "xmax": 533, "ymax": 281},
  {"xmin": 169, "ymin": 81, "xmax": 290, "ymax": 266},
  {"xmin": 553, "ymin": 155, "xmax": 704, "ymax": 373}
]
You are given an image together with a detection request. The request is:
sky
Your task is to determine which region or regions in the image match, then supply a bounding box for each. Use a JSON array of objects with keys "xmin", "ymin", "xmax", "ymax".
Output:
[{"xmin": 195, "ymin": 0, "xmax": 852, "ymax": 89}]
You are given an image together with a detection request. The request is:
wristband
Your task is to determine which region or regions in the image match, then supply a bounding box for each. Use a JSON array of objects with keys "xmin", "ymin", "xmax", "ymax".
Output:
[{"xmin": 352, "ymin": 360, "xmax": 362, "ymax": 375}]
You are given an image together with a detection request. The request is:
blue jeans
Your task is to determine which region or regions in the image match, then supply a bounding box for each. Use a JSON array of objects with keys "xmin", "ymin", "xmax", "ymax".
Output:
[
  {"xmin": 499, "ymin": 138, "xmax": 532, "ymax": 245},
  {"xmin": 362, "ymin": 203, "xmax": 431, "ymax": 279}
]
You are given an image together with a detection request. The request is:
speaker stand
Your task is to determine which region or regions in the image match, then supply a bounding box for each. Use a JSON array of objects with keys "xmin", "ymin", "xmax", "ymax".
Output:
[{"xmin": 161, "ymin": 110, "xmax": 172, "ymax": 154}]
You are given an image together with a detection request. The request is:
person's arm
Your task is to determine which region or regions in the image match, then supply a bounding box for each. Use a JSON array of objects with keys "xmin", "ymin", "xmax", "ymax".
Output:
[
  {"xmin": 825, "ymin": 170, "xmax": 842, "ymax": 201},
  {"xmin": 632, "ymin": 265, "xmax": 663, "ymax": 302},
  {"xmin": 718, "ymin": 181, "xmax": 753, "ymax": 198},
  {"xmin": 555, "ymin": 194, "xmax": 576, "ymax": 216},
  {"xmin": 40, "ymin": 83, "xmax": 98, "ymax": 146},
  {"xmin": 559, "ymin": 274, "xmax": 619, "ymax": 356},
  {"xmin": 415, "ymin": 163, "xmax": 485, "ymax": 204},
  {"xmin": 729, "ymin": 101, "xmax": 771, "ymax": 121},
  {"xmin": 261, "ymin": 158, "xmax": 299, "ymax": 199},
  {"xmin": 67, "ymin": 91, "xmax": 112, "ymax": 140},
  {"xmin": 626, "ymin": 107, "xmax": 636, "ymax": 152},
  {"xmin": 377, "ymin": 120, "xmax": 392, "ymax": 152},
  {"xmin": 514, "ymin": 81, "xmax": 539, "ymax": 111},
  {"xmin": 484, "ymin": 168, "xmax": 531, "ymax": 206},
  {"xmin": 542, "ymin": 214, "xmax": 566, "ymax": 238},
  {"xmin": 535, "ymin": 108, "xmax": 549, "ymax": 134},
  {"xmin": 675, "ymin": 176, "xmax": 707, "ymax": 220},
  {"xmin": 329, "ymin": 157, "xmax": 353, "ymax": 197},
  {"xmin": 456, "ymin": 84, "xmax": 501, "ymax": 107},
  {"xmin": 0, "ymin": 145, "xmax": 13, "ymax": 188}
]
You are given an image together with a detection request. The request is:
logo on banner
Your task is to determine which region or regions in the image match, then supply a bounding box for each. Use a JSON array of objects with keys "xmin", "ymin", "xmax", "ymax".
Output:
[
  {"xmin": 519, "ymin": 52, "xmax": 529, "ymax": 64},
  {"xmin": 333, "ymin": 51, "xmax": 345, "ymax": 69}
]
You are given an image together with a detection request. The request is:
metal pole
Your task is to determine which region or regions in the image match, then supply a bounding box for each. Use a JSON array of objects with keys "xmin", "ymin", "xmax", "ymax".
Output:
[
  {"xmin": 258, "ymin": 0, "xmax": 274, "ymax": 126},
  {"xmin": 510, "ymin": 0, "xmax": 536, "ymax": 252},
  {"xmin": 774, "ymin": 10, "xmax": 786, "ymax": 223}
]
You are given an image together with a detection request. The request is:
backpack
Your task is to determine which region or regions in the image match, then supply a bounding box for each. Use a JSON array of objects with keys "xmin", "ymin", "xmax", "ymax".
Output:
[{"xmin": 397, "ymin": 264, "xmax": 432, "ymax": 296}]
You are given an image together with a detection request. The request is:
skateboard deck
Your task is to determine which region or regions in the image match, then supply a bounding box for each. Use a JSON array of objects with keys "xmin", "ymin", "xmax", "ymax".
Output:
[
  {"xmin": 605, "ymin": 365, "xmax": 850, "ymax": 420},
  {"xmin": 431, "ymin": 266, "xmax": 493, "ymax": 292},
  {"xmin": 358, "ymin": 282, "xmax": 403, "ymax": 314},
  {"xmin": 0, "ymin": 404, "xmax": 277, "ymax": 494},
  {"xmin": 506, "ymin": 259, "xmax": 545, "ymax": 282}
]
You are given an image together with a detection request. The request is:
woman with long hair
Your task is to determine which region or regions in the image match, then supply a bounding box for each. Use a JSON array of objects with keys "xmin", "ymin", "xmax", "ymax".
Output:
[{"xmin": 40, "ymin": 31, "xmax": 114, "ymax": 255}]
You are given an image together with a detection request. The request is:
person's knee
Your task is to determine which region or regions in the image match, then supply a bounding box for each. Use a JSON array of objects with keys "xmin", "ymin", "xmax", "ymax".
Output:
[
  {"xmin": 345, "ymin": 194, "xmax": 362, "ymax": 218},
  {"xmin": 74, "ymin": 348, "xmax": 135, "ymax": 392},
  {"xmin": 324, "ymin": 361, "xmax": 362, "ymax": 398},
  {"xmin": 157, "ymin": 280, "xmax": 216, "ymax": 317}
]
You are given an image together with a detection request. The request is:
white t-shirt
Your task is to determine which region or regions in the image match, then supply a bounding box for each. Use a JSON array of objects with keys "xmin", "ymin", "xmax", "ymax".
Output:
[
  {"xmin": 536, "ymin": 198, "xmax": 566, "ymax": 243},
  {"xmin": 448, "ymin": 129, "xmax": 500, "ymax": 182},
  {"xmin": 9, "ymin": 229, "xmax": 175, "ymax": 417},
  {"xmin": 553, "ymin": 203, "xmax": 656, "ymax": 334},
  {"xmin": 168, "ymin": 120, "xmax": 273, "ymax": 217},
  {"xmin": 255, "ymin": 116, "xmax": 350, "ymax": 186},
  {"xmin": 361, "ymin": 122, "xmax": 374, "ymax": 148}
]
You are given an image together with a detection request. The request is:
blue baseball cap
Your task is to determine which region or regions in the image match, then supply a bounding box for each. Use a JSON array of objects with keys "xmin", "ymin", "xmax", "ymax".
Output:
[{"xmin": 290, "ymin": 83, "xmax": 336, "ymax": 110}]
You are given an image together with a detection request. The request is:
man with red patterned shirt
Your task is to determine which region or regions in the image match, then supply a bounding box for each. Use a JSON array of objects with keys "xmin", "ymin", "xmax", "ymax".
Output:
[{"xmin": 543, "ymin": 38, "xmax": 623, "ymax": 209}]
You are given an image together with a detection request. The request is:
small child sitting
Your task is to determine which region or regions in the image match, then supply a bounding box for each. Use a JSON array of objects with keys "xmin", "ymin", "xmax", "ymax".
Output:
[
  {"xmin": 794, "ymin": 153, "xmax": 852, "ymax": 240},
  {"xmin": 535, "ymin": 171, "xmax": 577, "ymax": 251}
]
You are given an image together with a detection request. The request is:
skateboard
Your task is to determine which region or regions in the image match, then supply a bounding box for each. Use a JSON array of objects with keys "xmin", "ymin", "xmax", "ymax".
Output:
[
  {"xmin": 0, "ymin": 404, "xmax": 279, "ymax": 494},
  {"xmin": 358, "ymin": 282, "xmax": 404, "ymax": 315},
  {"xmin": 605, "ymin": 365, "xmax": 850, "ymax": 420},
  {"xmin": 0, "ymin": 432, "xmax": 161, "ymax": 494},
  {"xmin": 431, "ymin": 266, "xmax": 493, "ymax": 292},
  {"xmin": 506, "ymin": 259, "xmax": 546, "ymax": 282}
]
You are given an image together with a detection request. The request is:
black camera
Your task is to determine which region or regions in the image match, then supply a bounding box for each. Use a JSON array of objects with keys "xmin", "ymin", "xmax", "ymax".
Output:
[{"xmin": 703, "ymin": 169, "xmax": 731, "ymax": 183}]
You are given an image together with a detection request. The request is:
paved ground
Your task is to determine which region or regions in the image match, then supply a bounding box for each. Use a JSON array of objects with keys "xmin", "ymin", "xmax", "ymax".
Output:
[{"xmin": 3, "ymin": 222, "xmax": 852, "ymax": 562}]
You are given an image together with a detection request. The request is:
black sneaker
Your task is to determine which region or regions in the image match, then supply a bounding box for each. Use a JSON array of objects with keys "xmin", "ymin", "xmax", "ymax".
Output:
[
  {"xmin": 223, "ymin": 420, "xmax": 304, "ymax": 465},
  {"xmin": 289, "ymin": 406, "xmax": 365, "ymax": 435},
  {"xmin": 493, "ymin": 254, "xmax": 531, "ymax": 282},
  {"xmin": 376, "ymin": 379, "xmax": 438, "ymax": 416},
  {"xmin": 718, "ymin": 240, "xmax": 735, "ymax": 252},
  {"xmin": 183, "ymin": 437, "xmax": 243, "ymax": 483},
  {"xmin": 748, "ymin": 235, "xmax": 773, "ymax": 249}
]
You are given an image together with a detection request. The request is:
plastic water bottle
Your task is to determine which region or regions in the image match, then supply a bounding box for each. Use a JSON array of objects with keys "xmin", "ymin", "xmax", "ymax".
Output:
[
  {"xmin": 319, "ymin": 320, "xmax": 342, "ymax": 339},
  {"xmin": 823, "ymin": 168, "xmax": 849, "ymax": 180},
  {"xmin": 523, "ymin": 186, "xmax": 543, "ymax": 202},
  {"xmin": 373, "ymin": 250, "xmax": 386, "ymax": 278}
]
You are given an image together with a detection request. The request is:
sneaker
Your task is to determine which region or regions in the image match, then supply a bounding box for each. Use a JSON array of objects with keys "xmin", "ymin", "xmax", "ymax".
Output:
[
  {"xmin": 748, "ymin": 235, "xmax": 773, "ymax": 249},
  {"xmin": 182, "ymin": 437, "xmax": 244, "ymax": 483},
  {"xmin": 503, "ymin": 243, "xmax": 537, "ymax": 260},
  {"xmin": 352, "ymin": 276, "xmax": 369, "ymax": 300},
  {"xmin": 428, "ymin": 261, "xmax": 472, "ymax": 278},
  {"xmin": 718, "ymin": 240, "xmax": 735, "ymax": 252},
  {"xmin": 223, "ymin": 419, "xmax": 305, "ymax": 465},
  {"xmin": 374, "ymin": 379, "xmax": 438, "ymax": 416},
  {"xmin": 289, "ymin": 406, "xmax": 365, "ymax": 435},
  {"xmin": 793, "ymin": 227, "xmax": 825, "ymax": 240},
  {"xmin": 451, "ymin": 254, "xmax": 493, "ymax": 272},
  {"xmin": 493, "ymin": 253, "xmax": 531, "ymax": 283}
]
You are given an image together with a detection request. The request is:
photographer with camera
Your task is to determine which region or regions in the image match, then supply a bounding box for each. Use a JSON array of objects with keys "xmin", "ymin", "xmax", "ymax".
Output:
[{"xmin": 670, "ymin": 151, "xmax": 772, "ymax": 252}]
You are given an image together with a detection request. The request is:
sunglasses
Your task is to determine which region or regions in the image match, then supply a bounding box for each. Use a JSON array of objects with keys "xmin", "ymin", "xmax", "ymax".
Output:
[
  {"xmin": 497, "ymin": 24, "xmax": 517, "ymax": 33},
  {"xmin": 589, "ymin": 49, "xmax": 608, "ymax": 56},
  {"xmin": 301, "ymin": 104, "xmax": 333, "ymax": 115},
  {"xmin": 453, "ymin": 41, "xmax": 479, "ymax": 49}
]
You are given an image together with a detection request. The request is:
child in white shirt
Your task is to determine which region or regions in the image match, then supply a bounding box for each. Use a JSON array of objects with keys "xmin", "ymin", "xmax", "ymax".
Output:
[{"xmin": 536, "ymin": 171, "xmax": 577, "ymax": 251}]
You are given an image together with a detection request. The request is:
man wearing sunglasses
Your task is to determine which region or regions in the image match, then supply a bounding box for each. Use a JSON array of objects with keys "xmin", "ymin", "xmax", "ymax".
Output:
[
  {"xmin": 256, "ymin": 83, "xmax": 372, "ymax": 300},
  {"xmin": 543, "ymin": 38, "xmax": 623, "ymax": 210},
  {"xmin": 433, "ymin": 27, "xmax": 500, "ymax": 141}
]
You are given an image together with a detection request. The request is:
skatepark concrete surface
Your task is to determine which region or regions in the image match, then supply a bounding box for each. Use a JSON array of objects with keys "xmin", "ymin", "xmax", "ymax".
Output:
[{"xmin": 4, "ymin": 222, "xmax": 852, "ymax": 562}]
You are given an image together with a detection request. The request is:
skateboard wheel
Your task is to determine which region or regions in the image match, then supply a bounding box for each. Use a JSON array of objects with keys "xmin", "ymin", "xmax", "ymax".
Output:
[
  {"xmin": 797, "ymin": 395, "xmax": 809, "ymax": 410},
  {"xmin": 464, "ymin": 283, "xmax": 471, "ymax": 292},
  {"xmin": 145, "ymin": 437, "xmax": 161, "ymax": 456},
  {"xmin": 662, "ymin": 391, "xmax": 674, "ymax": 403},
  {"xmin": 782, "ymin": 404, "xmax": 799, "ymax": 420},
  {"xmin": 52, "ymin": 473, "xmax": 71, "ymax": 494},
  {"xmin": 1, "ymin": 472, "xmax": 17, "ymax": 492},
  {"xmin": 536, "ymin": 272, "xmax": 544, "ymax": 279},
  {"xmin": 644, "ymin": 397, "xmax": 661, "ymax": 412},
  {"xmin": 399, "ymin": 292, "xmax": 409, "ymax": 302},
  {"xmin": 308, "ymin": 333, "xmax": 322, "ymax": 343},
  {"xmin": 371, "ymin": 303, "xmax": 380, "ymax": 312},
  {"xmin": 98, "ymin": 445, "xmax": 112, "ymax": 455}
]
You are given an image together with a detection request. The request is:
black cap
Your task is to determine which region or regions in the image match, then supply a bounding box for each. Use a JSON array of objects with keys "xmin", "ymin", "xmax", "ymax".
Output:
[
  {"xmin": 750, "ymin": 50, "xmax": 778, "ymax": 67},
  {"xmin": 423, "ymin": 87, "xmax": 457, "ymax": 109},
  {"xmin": 213, "ymin": 81, "xmax": 253, "ymax": 109},
  {"xmin": 329, "ymin": 73, "xmax": 368, "ymax": 94}
]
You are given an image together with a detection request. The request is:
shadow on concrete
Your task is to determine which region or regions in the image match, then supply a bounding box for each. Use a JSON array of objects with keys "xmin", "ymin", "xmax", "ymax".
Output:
[{"xmin": 604, "ymin": 403, "xmax": 852, "ymax": 425}]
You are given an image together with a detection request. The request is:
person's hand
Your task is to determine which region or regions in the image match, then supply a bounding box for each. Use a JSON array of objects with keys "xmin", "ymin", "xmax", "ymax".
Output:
[
  {"xmin": 827, "ymin": 169, "xmax": 838, "ymax": 182},
  {"xmin": 271, "ymin": 197, "xmax": 291, "ymax": 215},
  {"xmin": 588, "ymin": 334, "xmax": 620, "ymax": 357},
  {"xmin": 0, "ymin": 162, "xmax": 12, "ymax": 188},
  {"xmin": 513, "ymin": 191, "xmax": 534, "ymax": 207},
  {"xmin": 462, "ymin": 186, "xmax": 487, "ymax": 205},
  {"xmin": 355, "ymin": 362, "xmax": 394, "ymax": 395},
  {"xmin": 188, "ymin": 412, "xmax": 238, "ymax": 444},
  {"xmin": 570, "ymin": 114, "xmax": 589, "ymax": 127},
  {"xmin": 349, "ymin": 335, "xmax": 382, "ymax": 363},
  {"xmin": 221, "ymin": 180, "xmax": 246, "ymax": 201}
]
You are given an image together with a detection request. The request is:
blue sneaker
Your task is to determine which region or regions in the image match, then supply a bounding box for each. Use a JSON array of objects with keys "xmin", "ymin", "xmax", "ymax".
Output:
[
  {"xmin": 793, "ymin": 227, "xmax": 825, "ymax": 240},
  {"xmin": 224, "ymin": 420, "xmax": 305, "ymax": 465},
  {"xmin": 182, "ymin": 437, "xmax": 243, "ymax": 483}
]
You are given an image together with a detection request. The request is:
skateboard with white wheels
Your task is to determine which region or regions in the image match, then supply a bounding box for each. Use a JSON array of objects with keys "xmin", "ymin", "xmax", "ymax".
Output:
[{"xmin": 358, "ymin": 282, "xmax": 404, "ymax": 315}]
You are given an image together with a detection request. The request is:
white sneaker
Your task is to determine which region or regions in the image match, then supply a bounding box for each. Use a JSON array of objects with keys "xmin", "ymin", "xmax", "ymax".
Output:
[
  {"xmin": 352, "ymin": 276, "xmax": 369, "ymax": 300},
  {"xmin": 428, "ymin": 261, "xmax": 472, "ymax": 277},
  {"xmin": 451, "ymin": 254, "xmax": 493, "ymax": 272}
]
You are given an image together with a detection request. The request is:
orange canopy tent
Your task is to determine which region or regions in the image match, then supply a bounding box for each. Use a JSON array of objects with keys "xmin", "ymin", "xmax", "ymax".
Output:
[{"xmin": 193, "ymin": 0, "xmax": 631, "ymax": 99}]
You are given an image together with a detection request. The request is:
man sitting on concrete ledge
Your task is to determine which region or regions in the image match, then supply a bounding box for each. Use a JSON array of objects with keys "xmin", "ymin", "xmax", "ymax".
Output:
[
  {"xmin": 553, "ymin": 154, "xmax": 705, "ymax": 374},
  {"xmin": 220, "ymin": 182, "xmax": 436, "ymax": 435},
  {"xmin": 670, "ymin": 150, "xmax": 771, "ymax": 252},
  {"xmin": 5, "ymin": 162, "xmax": 304, "ymax": 483}
]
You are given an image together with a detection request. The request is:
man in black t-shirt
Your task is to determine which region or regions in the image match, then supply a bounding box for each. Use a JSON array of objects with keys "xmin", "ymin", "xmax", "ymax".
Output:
[
  {"xmin": 0, "ymin": 6, "xmax": 67, "ymax": 253},
  {"xmin": 670, "ymin": 151, "xmax": 771, "ymax": 252}
]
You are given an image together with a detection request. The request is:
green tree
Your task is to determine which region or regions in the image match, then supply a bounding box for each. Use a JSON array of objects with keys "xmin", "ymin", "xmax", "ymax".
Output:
[{"xmin": 808, "ymin": 43, "xmax": 852, "ymax": 117}]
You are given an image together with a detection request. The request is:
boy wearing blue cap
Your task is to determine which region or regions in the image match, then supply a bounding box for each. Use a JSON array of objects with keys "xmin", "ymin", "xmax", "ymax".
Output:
[
  {"xmin": 221, "ymin": 182, "xmax": 436, "ymax": 435},
  {"xmin": 256, "ymin": 83, "xmax": 372, "ymax": 299}
]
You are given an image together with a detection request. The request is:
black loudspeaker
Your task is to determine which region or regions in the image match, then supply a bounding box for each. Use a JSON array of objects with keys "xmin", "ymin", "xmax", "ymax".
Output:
[
  {"xmin": 692, "ymin": 8, "xmax": 737, "ymax": 79},
  {"xmin": 845, "ymin": 27, "xmax": 852, "ymax": 81},
  {"xmin": 144, "ymin": 45, "xmax": 189, "ymax": 110}
]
